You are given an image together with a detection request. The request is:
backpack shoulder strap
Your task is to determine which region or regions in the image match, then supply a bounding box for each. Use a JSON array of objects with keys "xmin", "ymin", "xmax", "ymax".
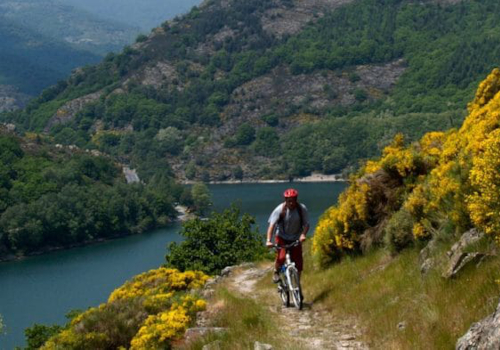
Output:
[
  {"xmin": 296, "ymin": 202, "xmax": 303, "ymax": 228},
  {"xmin": 279, "ymin": 202, "xmax": 287, "ymax": 222}
]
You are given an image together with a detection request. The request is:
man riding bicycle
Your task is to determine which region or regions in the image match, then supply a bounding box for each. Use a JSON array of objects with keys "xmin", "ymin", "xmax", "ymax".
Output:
[{"xmin": 266, "ymin": 188, "xmax": 310, "ymax": 284}]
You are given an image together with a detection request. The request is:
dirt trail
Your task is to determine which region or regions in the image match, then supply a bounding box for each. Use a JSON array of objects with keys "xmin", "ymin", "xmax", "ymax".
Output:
[{"xmin": 225, "ymin": 263, "xmax": 369, "ymax": 350}]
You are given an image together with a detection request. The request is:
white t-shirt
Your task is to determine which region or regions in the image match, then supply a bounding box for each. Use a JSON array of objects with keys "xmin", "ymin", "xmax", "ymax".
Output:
[{"xmin": 268, "ymin": 203, "xmax": 309, "ymax": 241}]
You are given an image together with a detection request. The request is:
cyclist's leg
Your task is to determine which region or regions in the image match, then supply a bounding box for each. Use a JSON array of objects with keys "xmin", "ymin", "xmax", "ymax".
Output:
[
  {"xmin": 275, "ymin": 236, "xmax": 287, "ymax": 270},
  {"xmin": 273, "ymin": 236, "xmax": 286, "ymax": 283},
  {"xmin": 290, "ymin": 242, "xmax": 303, "ymax": 274}
]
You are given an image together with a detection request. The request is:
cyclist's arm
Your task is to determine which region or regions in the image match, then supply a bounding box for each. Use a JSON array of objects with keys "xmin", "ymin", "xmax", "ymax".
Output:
[
  {"xmin": 301, "ymin": 224, "xmax": 310, "ymax": 237},
  {"xmin": 266, "ymin": 222, "xmax": 276, "ymax": 246},
  {"xmin": 266, "ymin": 204, "xmax": 282, "ymax": 246},
  {"xmin": 300, "ymin": 204, "xmax": 310, "ymax": 240},
  {"xmin": 299, "ymin": 224, "xmax": 309, "ymax": 242}
]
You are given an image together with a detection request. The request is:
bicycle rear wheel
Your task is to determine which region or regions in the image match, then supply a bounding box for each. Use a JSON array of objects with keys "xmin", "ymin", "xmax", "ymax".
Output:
[{"xmin": 288, "ymin": 267, "xmax": 302, "ymax": 310}]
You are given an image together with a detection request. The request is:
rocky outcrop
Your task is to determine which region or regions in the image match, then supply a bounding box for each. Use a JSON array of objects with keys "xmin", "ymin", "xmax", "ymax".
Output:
[
  {"xmin": 442, "ymin": 229, "xmax": 486, "ymax": 279},
  {"xmin": 419, "ymin": 239, "xmax": 438, "ymax": 275},
  {"xmin": 141, "ymin": 61, "xmax": 179, "ymax": 89},
  {"xmin": 0, "ymin": 85, "xmax": 30, "ymax": 112},
  {"xmin": 254, "ymin": 342, "xmax": 273, "ymax": 350},
  {"xmin": 123, "ymin": 167, "xmax": 140, "ymax": 184},
  {"xmin": 45, "ymin": 91, "xmax": 103, "ymax": 131},
  {"xmin": 184, "ymin": 327, "xmax": 227, "ymax": 344},
  {"xmin": 456, "ymin": 299, "xmax": 500, "ymax": 350},
  {"xmin": 220, "ymin": 59, "xmax": 406, "ymax": 135},
  {"xmin": 261, "ymin": 0, "xmax": 354, "ymax": 38}
]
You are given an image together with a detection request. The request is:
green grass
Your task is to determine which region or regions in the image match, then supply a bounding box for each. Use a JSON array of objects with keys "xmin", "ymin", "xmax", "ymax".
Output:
[{"xmin": 302, "ymin": 245, "xmax": 500, "ymax": 349}]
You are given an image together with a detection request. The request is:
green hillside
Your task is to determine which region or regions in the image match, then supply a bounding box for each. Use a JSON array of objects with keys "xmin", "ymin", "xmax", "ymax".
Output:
[
  {"xmin": 4, "ymin": 0, "xmax": 500, "ymax": 181},
  {"xmin": 0, "ymin": 128, "xmax": 184, "ymax": 259}
]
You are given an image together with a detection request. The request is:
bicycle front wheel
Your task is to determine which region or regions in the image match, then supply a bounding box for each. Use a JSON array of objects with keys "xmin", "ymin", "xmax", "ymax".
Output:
[
  {"xmin": 278, "ymin": 283, "xmax": 290, "ymax": 307},
  {"xmin": 288, "ymin": 267, "xmax": 302, "ymax": 310}
]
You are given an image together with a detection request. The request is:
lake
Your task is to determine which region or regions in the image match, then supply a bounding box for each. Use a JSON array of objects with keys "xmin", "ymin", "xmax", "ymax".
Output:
[{"xmin": 0, "ymin": 182, "xmax": 346, "ymax": 349}]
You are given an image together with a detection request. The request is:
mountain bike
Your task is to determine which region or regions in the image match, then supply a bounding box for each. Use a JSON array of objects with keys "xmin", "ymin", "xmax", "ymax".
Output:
[{"xmin": 273, "ymin": 240, "xmax": 303, "ymax": 310}]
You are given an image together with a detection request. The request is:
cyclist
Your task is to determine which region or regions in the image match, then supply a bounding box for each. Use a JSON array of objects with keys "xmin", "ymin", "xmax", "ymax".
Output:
[{"xmin": 266, "ymin": 188, "xmax": 309, "ymax": 284}]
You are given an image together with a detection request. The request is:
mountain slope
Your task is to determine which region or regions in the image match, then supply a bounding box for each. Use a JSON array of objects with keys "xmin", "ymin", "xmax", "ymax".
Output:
[{"xmin": 5, "ymin": 0, "xmax": 500, "ymax": 182}]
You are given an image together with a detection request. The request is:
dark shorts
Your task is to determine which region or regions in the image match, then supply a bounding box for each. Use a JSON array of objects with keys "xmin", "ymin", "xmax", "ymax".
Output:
[{"xmin": 274, "ymin": 236, "xmax": 303, "ymax": 272}]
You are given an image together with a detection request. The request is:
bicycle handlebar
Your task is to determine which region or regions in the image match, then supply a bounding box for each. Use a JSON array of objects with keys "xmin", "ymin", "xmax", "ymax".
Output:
[{"xmin": 269, "ymin": 240, "xmax": 300, "ymax": 250}]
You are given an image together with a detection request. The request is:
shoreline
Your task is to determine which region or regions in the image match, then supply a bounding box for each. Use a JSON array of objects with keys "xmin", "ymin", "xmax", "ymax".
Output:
[
  {"xmin": 0, "ymin": 206, "xmax": 199, "ymax": 263},
  {"xmin": 175, "ymin": 205, "xmax": 196, "ymax": 222},
  {"xmin": 0, "ymin": 214, "xmax": 188, "ymax": 264},
  {"xmin": 181, "ymin": 173, "xmax": 345, "ymax": 185}
]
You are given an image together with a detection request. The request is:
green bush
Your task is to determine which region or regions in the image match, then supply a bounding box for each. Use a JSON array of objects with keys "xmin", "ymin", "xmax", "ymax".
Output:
[
  {"xmin": 252, "ymin": 127, "xmax": 279, "ymax": 156},
  {"xmin": 384, "ymin": 208, "xmax": 414, "ymax": 254},
  {"xmin": 235, "ymin": 123, "xmax": 256, "ymax": 146},
  {"xmin": 24, "ymin": 324, "xmax": 63, "ymax": 350},
  {"xmin": 165, "ymin": 205, "xmax": 267, "ymax": 275},
  {"xmin": 191, "ymin": 182, "xmax": 212, "ymax": 215}
]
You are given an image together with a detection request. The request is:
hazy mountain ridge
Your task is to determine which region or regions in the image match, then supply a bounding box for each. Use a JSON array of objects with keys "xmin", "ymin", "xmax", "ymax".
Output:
[
  {"xmin": 0, "ymin": 15, "xmax": 102, "ymax": 95},
  {"xmin": 0, "ymin": 0, "xmax": 143, "ymax": 112},
  {"xmin": 61, "ymin": 0, "xmax": 202, "ymax": 31},
  {"xmin": 0, "ymin": 0, "xmax": 140, "ymax": 55}
]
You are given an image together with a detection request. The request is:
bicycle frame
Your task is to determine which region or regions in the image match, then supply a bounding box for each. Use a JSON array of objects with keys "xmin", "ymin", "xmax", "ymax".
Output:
[{"xmin": 274, "ymin": 240, "xmax": 302, "ymax": 310}]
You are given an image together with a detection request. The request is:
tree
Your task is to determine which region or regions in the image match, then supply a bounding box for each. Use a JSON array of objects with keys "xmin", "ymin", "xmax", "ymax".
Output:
[
  {"xmin": 233, "ymin": 166, "xmax": 243, "ymax": 181},
  {"xmin": 252, "ymin": 127, "xmax": 279, "ymax": 156},
  {"xmin": 24, "ymin": 324, "xmax": 63, "ymax": 350},
  {"xmin": 165, "ymin": 205, "xmax": 266, "ymax": 275},
  {"xmin": 185, "ymin": 162, "xmax": 196, "ymax": 180},
  {"xmin": 156, "ymin": 127, "xmax": 183, "ymax": 155},
  {"xmin": 234, "ymin": 123, "xmax": 256, "ymax": 146},
  {"xmin": 191, "ymin": 183, "xmax": 211, "ymax": 215}
]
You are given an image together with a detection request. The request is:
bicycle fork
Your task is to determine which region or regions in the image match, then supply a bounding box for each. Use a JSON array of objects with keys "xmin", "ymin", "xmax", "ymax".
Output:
[{"xmin": 284, "ymin": 252, "xmax": 298, "ymax": 291}]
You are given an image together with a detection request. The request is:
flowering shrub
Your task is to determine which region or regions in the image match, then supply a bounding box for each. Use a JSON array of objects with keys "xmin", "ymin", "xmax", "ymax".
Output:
[
  {"xmin": 109, "ymin": 268, "xmax": 208, "ymax": 302},
  {"xmin": 130, "ymin": 295, "xmax": 206, "ymax": 349},
  {"xmin": 468, "ymin": 129, "xmax": 500, "ymax": 242},
  {"xmin": 312, "ymin": 181, "xmax": 368, "ymax": 264},
  {"xmin": 41, "ymin": 268, "xmax": 208, "ymax": 349},
  {"xmin": 314, "ymin": 69, "xmax": 500, "ymax": 264}
]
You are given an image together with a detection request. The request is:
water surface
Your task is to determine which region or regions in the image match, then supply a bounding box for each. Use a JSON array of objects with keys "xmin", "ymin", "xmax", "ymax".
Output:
[{"xmin": 0, "ymin": 182, "xmax": 346, "ymax": 349}]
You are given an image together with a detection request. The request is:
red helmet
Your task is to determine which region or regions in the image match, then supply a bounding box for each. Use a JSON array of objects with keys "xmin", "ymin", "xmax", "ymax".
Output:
[{"xmin": 283, "ymin": 188, "xmax": 298, "ymax": 198}]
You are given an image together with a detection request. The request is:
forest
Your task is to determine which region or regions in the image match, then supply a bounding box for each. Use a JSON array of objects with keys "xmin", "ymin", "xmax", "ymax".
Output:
[{"xmin": 0, "ymin": 132, "xmax": 185, "ymax": 259}]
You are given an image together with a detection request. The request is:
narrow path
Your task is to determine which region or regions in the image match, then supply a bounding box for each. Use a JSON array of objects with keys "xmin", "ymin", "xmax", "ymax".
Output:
[{"xmin": 225, "ymin": 263, "xmax": 369, "ymax": 350}]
